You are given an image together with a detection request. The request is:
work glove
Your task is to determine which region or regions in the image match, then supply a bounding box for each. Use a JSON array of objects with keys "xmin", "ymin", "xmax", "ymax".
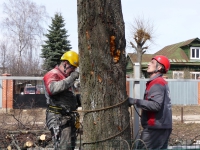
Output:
[
  {"xmin": 128, "ymin": 97, "xmax": 137, "ymax": 107},
  {"xmin": 74, "ymin": 81, "xmax": 80, "ymax": 88},
  {"xmin": 64, "ymin": 71, "xmax": 79, "ymax": 88},
  {"xmin": 70, "ymin": 71, "xmax": 79, "ymax": 80}
]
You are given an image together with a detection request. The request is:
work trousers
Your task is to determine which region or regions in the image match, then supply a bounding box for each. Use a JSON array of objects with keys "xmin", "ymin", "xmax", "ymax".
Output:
[
  {"xmin": 46, "ymin": 111, "xmax": 76, "ymax": 150},
  {"xmin": 137, "ymin": 128, "xmax": 172, "ymax": 150}
]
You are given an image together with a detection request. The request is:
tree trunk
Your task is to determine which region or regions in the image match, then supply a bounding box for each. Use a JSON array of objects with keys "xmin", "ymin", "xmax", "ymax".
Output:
[{"xmin": 78, "ymin": 0, "xmax": 131, "ymax": 149}]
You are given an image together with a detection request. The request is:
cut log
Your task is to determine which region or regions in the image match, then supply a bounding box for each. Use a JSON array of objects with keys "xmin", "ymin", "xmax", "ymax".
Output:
[
  {"xmin": 24, "ymin": 140, "xmax": 33, "ymax": 148},
  {"xmin": 7, "ymin": 145, "xmax": 12, "ymax": 150},
  {"xmin": 40, "ymin": 134, "xmax": 46, "ymax": 141}
]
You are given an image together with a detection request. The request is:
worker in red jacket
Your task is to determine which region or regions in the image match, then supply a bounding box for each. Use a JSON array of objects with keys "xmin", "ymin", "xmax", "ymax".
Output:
[
  {"xmin": 129, "ymin": 55, "xmax": 172, "ymax": 149},
  {"xmin": 43, "ymin": 50, "xmax": 80, "ymax": 150}
]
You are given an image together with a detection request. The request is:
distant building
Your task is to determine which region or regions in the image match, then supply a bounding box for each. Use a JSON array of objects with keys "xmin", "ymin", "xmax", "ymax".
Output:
[{"xmin": 127, "ymin": 37, "xmax": 200, "ymax": 79}]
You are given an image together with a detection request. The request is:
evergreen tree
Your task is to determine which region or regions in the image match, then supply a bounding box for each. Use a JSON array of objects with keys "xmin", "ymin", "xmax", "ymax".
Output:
[{"xmin": 41, "ymin": 13, "xmax": 72, "ymax": 71}]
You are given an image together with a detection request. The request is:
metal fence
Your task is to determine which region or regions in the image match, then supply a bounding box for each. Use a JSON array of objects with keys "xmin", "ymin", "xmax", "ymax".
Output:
[
  {"xmin": 0, "ymin": 76, "xmax": 44, "ymax": 108},
  {"xmin": 127, "ymin": 78, "xmax": 200, "ymax": 105},
  {"xmin": 0, "ymin": 76, "xmax": 199, "ymax": 108}
]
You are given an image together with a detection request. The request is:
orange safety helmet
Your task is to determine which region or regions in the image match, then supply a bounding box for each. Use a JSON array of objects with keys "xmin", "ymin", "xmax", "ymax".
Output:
[
  {"xmin": 152, "ymin": 55, "xmax": 170, "ymax": 73},
  {"xmin": 60, "ymin": 50, "xmax": 79, "ymax": 67}
]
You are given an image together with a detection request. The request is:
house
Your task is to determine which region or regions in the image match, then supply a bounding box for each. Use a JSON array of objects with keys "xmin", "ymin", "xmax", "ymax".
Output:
[{"xmin": 127, "ymin": 37, "xmax": 200, "ymax": 79}]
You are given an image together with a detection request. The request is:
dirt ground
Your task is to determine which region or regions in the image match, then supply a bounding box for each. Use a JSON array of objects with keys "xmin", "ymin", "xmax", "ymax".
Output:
[
  {"xmin": 170, "ymin": 105, "xmax": 200, "ymax": 146},
  {"xmin": 0, "ymin": 105, "xmax": 200, "ymax": 148}
]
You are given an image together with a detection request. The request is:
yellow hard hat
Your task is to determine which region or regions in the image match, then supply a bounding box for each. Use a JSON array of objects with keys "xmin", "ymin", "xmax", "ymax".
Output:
[{"xmin": 60, "ymin": 50, "xmax": 79, "ymax": 67}]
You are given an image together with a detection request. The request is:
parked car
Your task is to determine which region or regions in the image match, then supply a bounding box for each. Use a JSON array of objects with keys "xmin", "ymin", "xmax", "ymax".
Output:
[
  {"xmin": 36, "ymin": 85, "xmax": 44, "ymax": 94},
  {"xmin": 24, "ymin": 86, "xmax": 36, "ymax": 94}
]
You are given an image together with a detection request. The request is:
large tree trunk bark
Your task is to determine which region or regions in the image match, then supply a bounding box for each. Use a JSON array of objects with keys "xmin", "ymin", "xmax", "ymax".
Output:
[{"xmin": 78, "ymin": 0, "xmax": 131, "ymax": 149}]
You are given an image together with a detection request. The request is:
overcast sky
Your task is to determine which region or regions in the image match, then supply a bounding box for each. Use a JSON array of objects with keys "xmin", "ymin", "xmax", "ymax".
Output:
[{"xmin": 1, "ymin": 0, "xmax": 200, "ymax": 54}]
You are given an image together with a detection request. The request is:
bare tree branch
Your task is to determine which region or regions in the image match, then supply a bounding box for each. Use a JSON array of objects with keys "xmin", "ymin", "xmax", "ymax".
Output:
[
  {"xmin": 130, "ymin": 41, "xmax": 137, "ymax": 50},
  {"xmin": 0, "ymin": 0, "xmax": 49, "ymax": 75},
  {"xmin": 128, "ymin": 16, "xmax": 156, "ymax": 77}
]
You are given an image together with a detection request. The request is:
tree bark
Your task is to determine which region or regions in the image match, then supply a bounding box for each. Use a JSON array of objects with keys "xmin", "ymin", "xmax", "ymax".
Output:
[{"xmin": 78, "ymin": 0, "xmax": 131, "ymax": 149}]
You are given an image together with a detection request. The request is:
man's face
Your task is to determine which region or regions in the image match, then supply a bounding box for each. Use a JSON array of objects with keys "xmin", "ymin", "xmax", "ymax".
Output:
[
  {"xmin": 147, "ymin": 59, "xmax": 158, "ymax": 73},
  {"xmin": 63, "ymin": 62, "xmax": 76, "ymax": 76}
]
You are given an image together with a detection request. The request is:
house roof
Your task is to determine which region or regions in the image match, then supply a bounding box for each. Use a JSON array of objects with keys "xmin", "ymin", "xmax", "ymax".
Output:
[
  {"xmin": 127, "ymin": 37, "xmax": 200, "ymax": 64},
  {"xmin": 154, "ymin": 37, "xmax": 200, "ymax": 62},
  {"xmin": 127, "ymin": 53, "xmax": 152, "ymax": 64}
]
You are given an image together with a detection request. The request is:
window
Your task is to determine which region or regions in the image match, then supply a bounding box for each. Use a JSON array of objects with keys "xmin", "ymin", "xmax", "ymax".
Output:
[
  {"xmin": 190, "ymin": 47, "xmax": 200, "ymax": 59},
  {"xmin": 173, "ymin": 71, "xmax": 184, "ymax": 79},
  {"xmin": 190, "ymin": 72, "xmax": 200, "ymax": 79}
]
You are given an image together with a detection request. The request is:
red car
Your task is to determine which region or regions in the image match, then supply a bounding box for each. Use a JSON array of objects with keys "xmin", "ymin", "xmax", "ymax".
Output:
[{"xmin": 24, "ymin": 86, "xmax": 36, "ymax": 94}]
